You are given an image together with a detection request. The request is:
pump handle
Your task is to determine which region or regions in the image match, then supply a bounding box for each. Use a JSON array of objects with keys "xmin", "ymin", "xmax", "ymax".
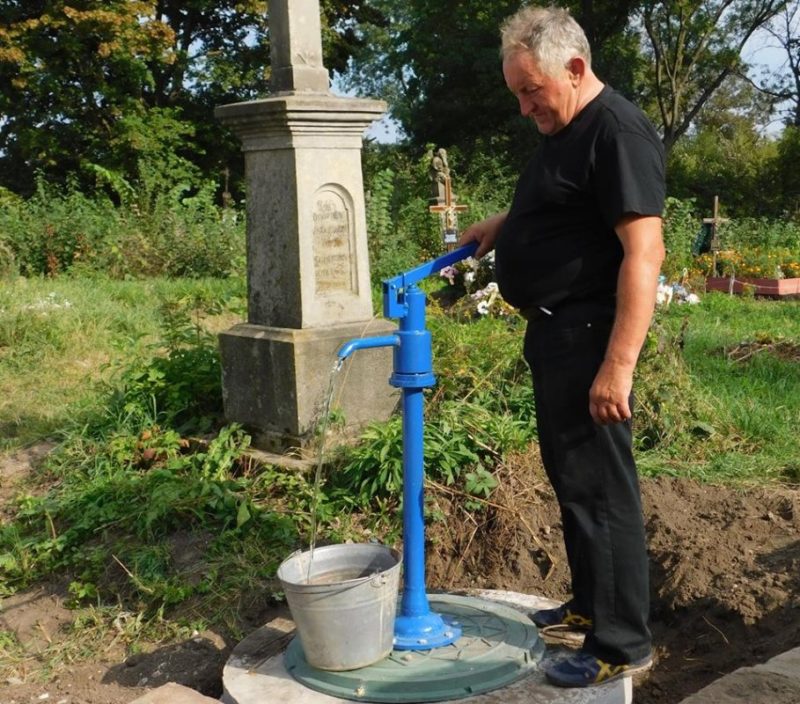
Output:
[{"xmin": 383, "ymin": 242, "xmax": 479, "ymax": 319}]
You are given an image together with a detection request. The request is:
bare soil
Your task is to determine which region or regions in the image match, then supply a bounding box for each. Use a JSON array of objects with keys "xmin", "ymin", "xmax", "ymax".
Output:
[
  {"xmin": 426, "ymin": 452, "xmax": 800, "ymax": 703},
  {"xmin": 2, "ymin": 446, "xmax": 799, "ymax": 703}
]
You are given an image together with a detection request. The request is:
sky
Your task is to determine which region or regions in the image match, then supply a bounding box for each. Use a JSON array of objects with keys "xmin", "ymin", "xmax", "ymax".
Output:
[{"xmin": 742, "ymin": 25, "xmax": 795, "ymax": 134}]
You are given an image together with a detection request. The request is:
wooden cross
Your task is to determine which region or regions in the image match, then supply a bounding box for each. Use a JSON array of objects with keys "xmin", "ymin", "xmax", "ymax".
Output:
[
  {"xmin": 703, "ymin": 195, "xmax": 729, "ymax": 276},
  {"xmin": 703, "ymin": 195, "xmax": 729, "ymax": 253},
  {"xmin": 429, "ymin": 175, "xmax": 468, "ymax": 247}
]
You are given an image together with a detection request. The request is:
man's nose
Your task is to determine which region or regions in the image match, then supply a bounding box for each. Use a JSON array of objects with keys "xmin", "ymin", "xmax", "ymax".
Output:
[{"xmin": 518, "ymin": 96, "xmax": 533, "ymax": 117}]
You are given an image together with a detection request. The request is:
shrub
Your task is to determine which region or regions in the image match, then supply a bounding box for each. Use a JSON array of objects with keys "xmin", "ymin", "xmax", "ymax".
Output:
[
  {"xmin": 720, "ymin": 218, "xmax": 800, "ymax": 252},
  {"xmin": 0, "ymin": 171, "xmax": 245, "ymax": 279}
]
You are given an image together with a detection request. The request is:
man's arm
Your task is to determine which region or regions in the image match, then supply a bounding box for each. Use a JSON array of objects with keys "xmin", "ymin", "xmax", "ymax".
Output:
[{"xmin": 589, "ymin": 214, "xmax": 665, "ymax": 425}]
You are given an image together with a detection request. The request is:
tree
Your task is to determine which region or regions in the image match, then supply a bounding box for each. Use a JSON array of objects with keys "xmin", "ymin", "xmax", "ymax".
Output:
[
  {"xmin": 692, "ymin": 72, "xmax": 775, "ymax": 134},
  {"xmin": 761, "ymin": 1, "xmax": 800, "ymax": 126},
  {"xmin": 320, "ymin": 0, "xmax": 388, "ymax": 77},
  {"xmin": 667, "ymin": 124, "xmax": 780, "ymax": 215},
  {"xmin": 640, "ymin": 0, "xmax": 788, "ymax": 154},
  {"xmin": 772, "ymin": 125, "xmax": 800, "ymax": 215},
  {"xmin": 345, "ymin": 1, "xmax": 643, "ymax": 164},
  {"xmin": 0, "ymin": 1, "xmax": 178, "ymax": 193}
]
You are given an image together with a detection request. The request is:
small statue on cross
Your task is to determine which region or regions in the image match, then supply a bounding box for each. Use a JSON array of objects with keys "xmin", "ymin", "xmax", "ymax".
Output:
[
  {"xmin": 429, "ymin": 148, "xmax": 450, "ymax": 204},
  {"xmin": 428, "ymin": 148, "xmax": 468, "ymax": 247}
]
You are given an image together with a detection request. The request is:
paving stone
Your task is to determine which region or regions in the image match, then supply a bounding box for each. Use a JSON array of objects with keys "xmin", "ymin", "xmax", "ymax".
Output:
[
  {"xmin": 677, "ymin": 668, "xmax": 800, "ymax": 704},
  {"xmin": 753, "ymin": 645, "xmax": 800, "ymax": 680},
  {"xmin": 129, "ymin": 682, "xmax": 220, "ymax": 704}
]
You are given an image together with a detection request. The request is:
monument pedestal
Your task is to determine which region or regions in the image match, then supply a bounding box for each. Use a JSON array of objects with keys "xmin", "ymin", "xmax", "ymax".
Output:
[{"xmin": 220, "ymin": 319, "xmax": 398, "ymax": 452}]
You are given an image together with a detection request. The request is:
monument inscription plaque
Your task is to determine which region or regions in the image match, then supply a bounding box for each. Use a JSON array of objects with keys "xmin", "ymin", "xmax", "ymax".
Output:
[{"xmin": 312, "ymin": 186, "xmax": 357, "ymax": 295}]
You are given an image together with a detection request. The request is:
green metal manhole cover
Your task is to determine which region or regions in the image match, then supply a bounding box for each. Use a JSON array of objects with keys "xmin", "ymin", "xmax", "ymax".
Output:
[{"xmin": 284, "ymin": 594, "xmax": 544, "ymax": 702}]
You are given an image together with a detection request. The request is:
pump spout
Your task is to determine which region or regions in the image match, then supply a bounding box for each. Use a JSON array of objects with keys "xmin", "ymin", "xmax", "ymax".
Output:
[{"xmin": 337, "ymin": 334, "xmax": 400, "ymax": 361}]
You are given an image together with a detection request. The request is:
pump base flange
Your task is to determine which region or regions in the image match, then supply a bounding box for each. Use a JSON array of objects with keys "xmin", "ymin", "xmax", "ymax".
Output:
[{"xmin": 392, "ymin": 611, "xmax": 462, "ymax": 650}]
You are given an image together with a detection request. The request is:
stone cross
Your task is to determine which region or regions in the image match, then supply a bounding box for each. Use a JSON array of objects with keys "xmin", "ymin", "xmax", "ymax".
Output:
[{"xmin": 270, "ymin": 0, "xmax": 329, "ymax": 93}]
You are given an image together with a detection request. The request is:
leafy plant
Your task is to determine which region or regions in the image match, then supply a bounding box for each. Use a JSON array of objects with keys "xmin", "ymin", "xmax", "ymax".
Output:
[
  {"xmin": 0, "ymin": 175, "xmax": 245, "ymax": 279},
  {"xmin": 335, "ymin": 306, "xmax": 535, "ymax": 509},
  {"xmin": 103, "ymin": 291, "xmax": 230, "ymax": 434},
  {"xmin": 662, "ymin": 197, "xmax": 698, "ymax": 278}
]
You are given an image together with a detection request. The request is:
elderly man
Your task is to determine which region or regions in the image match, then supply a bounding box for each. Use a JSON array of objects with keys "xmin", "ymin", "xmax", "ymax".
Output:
[{"xmin": 460, "ymin": 5, "xmax": 665, "ymax": 688}]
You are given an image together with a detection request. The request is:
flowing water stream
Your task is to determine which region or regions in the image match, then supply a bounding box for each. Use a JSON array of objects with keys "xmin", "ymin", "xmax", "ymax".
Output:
[{"xmin": 305, "ymin": 357, "xmax": 345, "ymax": 583}]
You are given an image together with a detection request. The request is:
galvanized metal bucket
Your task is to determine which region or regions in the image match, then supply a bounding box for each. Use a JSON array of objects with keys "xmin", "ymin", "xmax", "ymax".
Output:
[{"xmin": 277, "ymin": 543, "xmax": 401, "ymax": 671}]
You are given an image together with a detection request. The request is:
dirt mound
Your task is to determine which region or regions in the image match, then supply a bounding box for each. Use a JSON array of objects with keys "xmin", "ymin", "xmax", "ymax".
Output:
[
  {"xmin": 426, "ymin": 453, "xmax": 800, "ymax": 703},
  {"xmin": 642, "ymin": 477, "xmax": 800, "ymax": 702}
]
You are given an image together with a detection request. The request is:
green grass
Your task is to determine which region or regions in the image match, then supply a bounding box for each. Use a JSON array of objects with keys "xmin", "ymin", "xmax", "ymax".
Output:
[
  {"xmin": 638, "ymin": 292, "xmax": 800, "ymax": 482},
  {"xmin": 0, "ymin": 276, "xmax": 245, "ymax": 450}
]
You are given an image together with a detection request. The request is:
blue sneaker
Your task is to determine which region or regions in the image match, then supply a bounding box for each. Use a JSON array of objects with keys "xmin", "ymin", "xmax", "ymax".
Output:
[
  {"xmin": 544, "ymin": 650, "xmax": 653, "ymax": 688},
  {"xmin": 529, "ymin": 603, "xmax": 593, "ymax": 630}
]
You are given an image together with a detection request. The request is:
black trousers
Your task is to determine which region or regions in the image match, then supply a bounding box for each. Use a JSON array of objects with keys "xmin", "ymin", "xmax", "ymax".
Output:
[{"xmin": 523, "ymin": 300, "xmax": 651, "ymax": 664}]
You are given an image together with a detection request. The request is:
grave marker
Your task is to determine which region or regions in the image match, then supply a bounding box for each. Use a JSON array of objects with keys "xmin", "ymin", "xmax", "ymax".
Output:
[{"xmin": 215, "ymin": 0, "xmax": 397, "ymax": 451}]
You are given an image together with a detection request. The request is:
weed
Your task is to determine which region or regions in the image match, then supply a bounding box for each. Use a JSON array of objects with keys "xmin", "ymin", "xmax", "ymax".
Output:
[
  {"xmin": 637, "ymin": 294, "xmax": 800, "ymax": 481},
  {"xmin": 0, "ymin": 176, "xmax": 245, "ymax": 279},
  {"xmin": 0, "ymin": 277, "xmax": 243, "ymax": 450}
]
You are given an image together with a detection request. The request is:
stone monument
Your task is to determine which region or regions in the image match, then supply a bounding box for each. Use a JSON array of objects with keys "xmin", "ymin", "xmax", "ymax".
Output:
[{"xmin": 215, "ymin": 0, "xmax": 396, "ymax": 451}]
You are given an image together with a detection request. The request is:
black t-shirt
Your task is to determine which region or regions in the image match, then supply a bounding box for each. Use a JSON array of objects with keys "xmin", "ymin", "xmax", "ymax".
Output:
[{"xmin": 495, "ymin": 85, "xmax": 666, "ymax": 310}]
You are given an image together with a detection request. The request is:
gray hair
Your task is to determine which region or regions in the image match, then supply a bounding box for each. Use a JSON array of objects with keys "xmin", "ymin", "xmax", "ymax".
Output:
[{"xmin": 500, "ymin": 5, "xmax": 591, "ymax": 76}]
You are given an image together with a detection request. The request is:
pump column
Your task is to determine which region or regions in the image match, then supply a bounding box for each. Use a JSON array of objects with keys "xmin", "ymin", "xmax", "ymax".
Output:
[{"xmin": 390, "ymin": 285, "xmax": 461, "ymax": 649}]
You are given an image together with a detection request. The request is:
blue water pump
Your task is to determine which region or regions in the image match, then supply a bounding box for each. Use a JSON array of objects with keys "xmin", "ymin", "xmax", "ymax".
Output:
[{"xmin": 337, "ymin": 242, "xmax": 478, "ymax": 651}]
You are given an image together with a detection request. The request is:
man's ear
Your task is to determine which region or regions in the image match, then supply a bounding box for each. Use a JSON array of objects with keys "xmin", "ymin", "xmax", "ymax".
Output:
[{"xmin": 567, "ymin": 56, "xmax": 587, "ymax": 81}]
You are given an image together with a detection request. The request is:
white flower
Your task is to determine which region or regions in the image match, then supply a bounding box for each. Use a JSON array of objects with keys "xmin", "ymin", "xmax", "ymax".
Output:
[
  {"xmin": 484, "ymin": 282, "xmax": 499, "ymax": 293},
  {"xmin": 686, "ymin": 293, "xmax": 701, "ymax": 305},
  {"xmin": 439, "ymin": 265, "xmax": 457, "ymax": 285},
  {"xmin": 476, "ymin": 301, "xmax": 490, "ymax": 315},
  {"xmin": 464, "ymin": 272, "xmax": 475, "ymax": 284}
]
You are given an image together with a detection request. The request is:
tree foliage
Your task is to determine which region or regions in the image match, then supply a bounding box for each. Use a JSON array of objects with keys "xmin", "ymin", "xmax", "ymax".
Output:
[
  {"xmin": 0, "ymin": 0, "xmax": 797, "ymax": 222},
  {"xmin": 667, "ymin": 108, "xmax": 799, "ymax": 219},
  {"xmin": 0, "ymin": 1, "xmax": 379, "ymax": 195},
  {"xmin": 640, "ymin": 0, "xmax": 788, "ymax": 153},
  {"xmin": 0, "ymin": 1, "xmax": 177, "ymax": 193}
]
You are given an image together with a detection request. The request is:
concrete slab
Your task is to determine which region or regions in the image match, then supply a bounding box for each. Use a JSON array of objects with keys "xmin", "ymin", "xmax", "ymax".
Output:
[
  {"xmin": 221, "ymin": 591, "xmax": 632, "ymax": 704},
  {"xmin": 677, "ymin": 646, "xmax": 800, "ymax": 704},
  {"xmin": 753, "ymin": 645, "xmax": 800, "ymax": 680},
  {"xmin": 676, "ymin": 669, "xmax": 800, "ymax": 704},
  {"xmin": 129, "ymin": 682, "xmax": 220, "ymax": 703}
]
